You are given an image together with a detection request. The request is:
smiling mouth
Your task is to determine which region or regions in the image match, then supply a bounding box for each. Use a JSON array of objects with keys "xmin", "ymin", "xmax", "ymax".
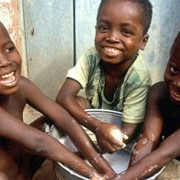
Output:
[
  {"xmin": 170, "ymin": 90, "xmax": 180, "ymax": 103},
  {"xmin": 0, "ymin": 71, "xmax": 16, "ymax": 86},
  {"xmin": 103, "ymin": 47, "xmax": 121, "ymax": 56}
]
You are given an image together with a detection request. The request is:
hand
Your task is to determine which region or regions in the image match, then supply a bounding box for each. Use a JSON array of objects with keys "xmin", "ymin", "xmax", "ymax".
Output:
[
  {"xmin": 110, "ymin": 174, "xmax": 123, "ymax": 180},
  {"xmin": 95, "ymin": 122, "xmax": 128, "ymax": 153},
  {"xmin": 90, "ymin": 172, "xmax": 113, "ymax": 180},
  {"xmin": 130, "ymin": 136, "xmax": 153, "ymax": 166}
]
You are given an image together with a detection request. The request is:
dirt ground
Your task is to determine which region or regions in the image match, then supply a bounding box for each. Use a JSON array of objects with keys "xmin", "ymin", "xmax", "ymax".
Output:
[{"xmin": 157, "ymin": 159, "xmax": 180, "ymax": 180}]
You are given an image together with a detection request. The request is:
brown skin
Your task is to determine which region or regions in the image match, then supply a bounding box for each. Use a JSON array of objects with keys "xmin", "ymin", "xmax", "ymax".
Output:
[
  {"xmin": 111, "ymin": 32, "xmax": 180, "ymax": 179},
  {"xmin": 0, "ymin": 22, "xmax": 116, "ymax": 180},
  {"xmin": 56, "ymin": 0, "xmax": 148, "ymax": 153}
]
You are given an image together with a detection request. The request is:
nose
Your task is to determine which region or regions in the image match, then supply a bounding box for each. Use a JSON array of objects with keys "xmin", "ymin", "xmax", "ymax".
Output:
[
  {"xmin": 0, "ymin": 53, "xmax": 11, "ymax": 67},
  {"xmin": 106, "ymin": 30, "xmax": 120, "ymax": 43}
]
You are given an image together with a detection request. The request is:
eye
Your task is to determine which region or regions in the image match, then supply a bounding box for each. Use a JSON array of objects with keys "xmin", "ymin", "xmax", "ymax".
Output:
[
  {"xmin": 5, "ymin": 45, "xmax": 15, "ymax": 53},
  {"xmin": 96, "ymin": 24, "xmax": 109, "ymax": 33},
  {"xmin": 170, "ymin": 66, "xmax": 179, "ymax": 74},
  {"xmin": 121, "ymin": 28, "xmax": 134, "ymax": 37}
]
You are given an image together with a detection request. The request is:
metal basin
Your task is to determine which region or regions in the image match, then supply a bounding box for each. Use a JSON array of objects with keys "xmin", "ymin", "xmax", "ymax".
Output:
[
  {"xmin": 54, "ymin": 135, "xmax": 130, "ymax": 180},
  {"xmin": 53, "ymin": 109, "xmax": 164, "ymax": 180}
]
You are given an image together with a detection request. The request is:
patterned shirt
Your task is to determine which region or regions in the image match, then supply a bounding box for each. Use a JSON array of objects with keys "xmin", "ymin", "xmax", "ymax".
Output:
[{"xmin": 67, "ymin": 47, "xmax": 151, "ymax": 123}]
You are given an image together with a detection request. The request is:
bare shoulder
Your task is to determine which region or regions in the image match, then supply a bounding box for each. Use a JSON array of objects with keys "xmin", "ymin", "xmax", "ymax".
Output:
[
  {"xmin": 19, "ymin": 76, "xmax": 32, "ymax": 87},
  {"xmin": 148, "ymin": 81, "xmax": 167, "ymax": 102},
  {"xmin": 150, "ymin": 81, "xmax": 166, "ymax": 93},
  {"xmin": 18, "ymin": 76, "xmax": 37, "ymax": 93}
]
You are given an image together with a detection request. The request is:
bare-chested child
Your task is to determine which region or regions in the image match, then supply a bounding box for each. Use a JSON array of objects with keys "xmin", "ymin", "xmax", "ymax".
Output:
[
  {"xmin": 111, "ymin": 32, "xmax": 180, "ymax": 180},
  {"xmin": 0, "ymin": 21, "xmax": 116, "ymax": 180},
  {"xmin": 56, "ymin": 0, "xmax": 152, "ymax": 154}
]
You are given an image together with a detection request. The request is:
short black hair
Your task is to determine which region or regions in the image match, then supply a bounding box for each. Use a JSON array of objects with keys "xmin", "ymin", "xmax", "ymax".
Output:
[
  {"xmin": 171, "ymin": 31, "xmax": 180, "ymax": 54},
  {"xmin": 97, "ymin": 0, "xmax": 153, "ymax": 34}
]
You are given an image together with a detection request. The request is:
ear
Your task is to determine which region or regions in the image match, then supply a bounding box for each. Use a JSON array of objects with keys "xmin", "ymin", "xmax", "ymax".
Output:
[{"xmin": 140, "ymin": 34, "xmax": 149, "ymax": 50}]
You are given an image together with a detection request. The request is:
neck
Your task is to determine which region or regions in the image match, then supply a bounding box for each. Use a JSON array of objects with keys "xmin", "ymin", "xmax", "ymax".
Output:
[{"xmin": 102, "ymin": 56, "xmax": 137, "ymax": 77}]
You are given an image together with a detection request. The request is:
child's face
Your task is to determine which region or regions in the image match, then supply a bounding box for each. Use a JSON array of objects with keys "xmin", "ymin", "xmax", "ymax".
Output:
[
  {"xmin": 0, "ymin": 23, "xmax": 21, "ymax": 96},
  {"xmin": 95, "ymin": 0, "xmax": 148, "ymax": 64},
  {"xmin": 164, "ymin": 36, "xmax": 180, "ymax": 105}
]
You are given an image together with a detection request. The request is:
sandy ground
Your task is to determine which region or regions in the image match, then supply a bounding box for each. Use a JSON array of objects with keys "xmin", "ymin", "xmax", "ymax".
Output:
[{"xmin": 157, "ymin": 159, "xmax": 180, "ymax": 180}]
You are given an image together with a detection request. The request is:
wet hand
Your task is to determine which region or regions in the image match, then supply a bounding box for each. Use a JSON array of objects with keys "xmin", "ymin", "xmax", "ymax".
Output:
[
  {"xmin": 130, "ymin": 137, "xmax": 153, "ymax": 166},
  {"xmin": 110, "ymin": 174, "xmax": 123, "ymax": 180},
  {"xmin": 95, "ymin": 122, "xmax": 128, "ymax": 153},
  {"xmin": 90, "ymin": 172, "xmax": 109, "ymax": 180}
]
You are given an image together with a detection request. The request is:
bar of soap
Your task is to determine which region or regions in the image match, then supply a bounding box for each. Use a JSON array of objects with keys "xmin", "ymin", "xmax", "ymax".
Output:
[{"xmin": 110, "ymin": 129, "xmax": 123, "ymax": 143}]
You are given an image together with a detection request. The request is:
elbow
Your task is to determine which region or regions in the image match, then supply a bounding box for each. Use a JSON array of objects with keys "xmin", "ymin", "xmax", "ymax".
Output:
[
  {"xmin": 56, "ymin": 92, "xmax": 68, "ymax": 107},
  {"xmin": 56, "ymin": 92, "xmax": 63, "ymax": 104}
]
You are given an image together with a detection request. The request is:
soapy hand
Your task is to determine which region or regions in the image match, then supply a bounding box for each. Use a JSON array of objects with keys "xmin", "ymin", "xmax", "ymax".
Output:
[{"xmin": 95, "ymin": 122, "xmax": 128, "ymax": 153}]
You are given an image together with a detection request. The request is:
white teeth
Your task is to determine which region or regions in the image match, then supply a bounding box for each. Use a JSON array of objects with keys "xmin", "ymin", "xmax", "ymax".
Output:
[
  {"xmin": 104, "ymin": 47, "xmax": 120, "ymax": 54},
  {"xmin": 0, "ymin": 72, "xmax": 14, "ymax": 79}
]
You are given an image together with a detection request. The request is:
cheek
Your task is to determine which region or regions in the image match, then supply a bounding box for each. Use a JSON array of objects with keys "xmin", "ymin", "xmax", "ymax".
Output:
[
  {"xmin": 94, "ymin": 33, "xmax": 101, "ymax": 44},
  {"xmin": 164, "ymin": 67, "xmax": 170, "ymax": 81},
  {"xmin": 124, "ymin": 39, "xmax": 140, "ymax": 50}
]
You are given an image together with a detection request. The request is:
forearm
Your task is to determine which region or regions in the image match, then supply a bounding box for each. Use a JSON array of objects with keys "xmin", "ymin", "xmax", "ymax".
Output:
[
  {"xmin": 57, "ymin": 95, "xmax": 103, "ymax": 133},
  {"xmin": 113, "ymin": 130, "xmax": 180, "ymax": 180},
  {"xmin": 130, "ymin": 134, "xmax": 158, "ymax": 165},
  {"xmin": 114, "ymin": 151, "xmax": 165, "ymax": 180},
  {"xmin": 57, "ymin": 118, "xmax": 115, "ymax": 176},
  {"xmin": 121, "ymin": 122, "xmax": 142, "ymax": 143},
  {"xmin": 33, "ymin": 134, "xmax": 98, "ymax": 178}
]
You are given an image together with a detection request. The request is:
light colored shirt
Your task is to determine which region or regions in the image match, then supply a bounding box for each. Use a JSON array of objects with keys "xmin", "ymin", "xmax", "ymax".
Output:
[{"xmin": 67, "ymin": 47, "xmax": 151, "ymax": 123}]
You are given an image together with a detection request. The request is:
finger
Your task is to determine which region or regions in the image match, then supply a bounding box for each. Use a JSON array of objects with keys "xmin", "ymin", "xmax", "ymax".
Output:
[
  {"xmin": 112, "ymin": 142, "xmax": 126, "ymax": 150},
  {"xmin": 122, "ymin": 133, "xmax": 129, "ymax": 140},
  {"xmin": 99, "ymin": 140, "xmax": 118, "ymax": 154},
  {"xmin": 109, "ymin": 137, "xmax": 125, "ymax": 148}
]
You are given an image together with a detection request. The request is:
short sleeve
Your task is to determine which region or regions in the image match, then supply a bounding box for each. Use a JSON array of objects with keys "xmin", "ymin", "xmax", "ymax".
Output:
[
  {"xmin": 121, "ymin": 53, "xmax": 151, "ymax": 123},
  {"xmin": 122, "ymin": 85, "xmax": 149, "ymax": 123},
  {"xmin": 66, "ymin": 51, "xmax": 90, "ymax": 88}
]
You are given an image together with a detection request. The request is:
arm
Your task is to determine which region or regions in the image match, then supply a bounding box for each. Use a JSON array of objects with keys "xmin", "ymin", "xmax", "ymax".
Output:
[
  {"xmin": 121, "ymin": 83, "xmax": 151, "ymax": 142},
  {"xmin": 130, "ymin": 84, "xmax": 164, "ymax": 165},
  {"xmin": 111, "ymin": 83, "xmax": 169, "ymax": 179},
  {"xmin": 0, "ymin": 107, "xmax": 104, "ymax": 179},
  {"xmin": 22, "ymin": 77, "xmax": 116, "ymax": 178},
  {"xmin": 111, "ymin": 129, "xmax": 180, "ymax": 180},
  {"xmin": 56, "ymin": 78, "xmax": 128, "ymax": 153}
]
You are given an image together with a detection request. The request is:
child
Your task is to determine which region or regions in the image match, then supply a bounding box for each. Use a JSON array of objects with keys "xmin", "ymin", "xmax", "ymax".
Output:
[
  {"xmin": 56, "ymin": 0, "xmax": 153, "ymax": 153},
  {"xmin": 111, "ymin": 32, "xmax": 180, "ymax": 179},
  {"xmin": 0, "ymin": 21, "xmax": 116, "ymax": 180}
]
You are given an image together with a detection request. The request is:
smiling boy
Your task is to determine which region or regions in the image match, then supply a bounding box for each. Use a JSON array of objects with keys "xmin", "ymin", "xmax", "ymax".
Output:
[
  {"xmin": 0, "ymin": 21, "xmax": 115, "ymax": 180},
  {"xmin": 56, "ymin": 0, "xmax": 153, "ymax": 153}
]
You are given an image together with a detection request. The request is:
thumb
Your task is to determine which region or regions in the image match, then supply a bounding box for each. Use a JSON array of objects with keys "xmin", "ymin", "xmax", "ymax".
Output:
[{"xmin": 122, "ymin": 133, "xmax": 128, "ymax": 140}]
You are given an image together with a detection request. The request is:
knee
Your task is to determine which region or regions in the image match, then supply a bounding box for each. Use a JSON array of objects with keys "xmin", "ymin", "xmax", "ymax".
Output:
[{"xmin": 0, "ymin": 171, "xmax": 9, "ymax": 180}]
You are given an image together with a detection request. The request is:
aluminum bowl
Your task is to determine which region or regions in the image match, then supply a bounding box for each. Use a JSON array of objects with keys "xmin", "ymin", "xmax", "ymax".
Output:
[{"xmin": 53, "ymin": 109, "xmax": 164, "ymax": 180}]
